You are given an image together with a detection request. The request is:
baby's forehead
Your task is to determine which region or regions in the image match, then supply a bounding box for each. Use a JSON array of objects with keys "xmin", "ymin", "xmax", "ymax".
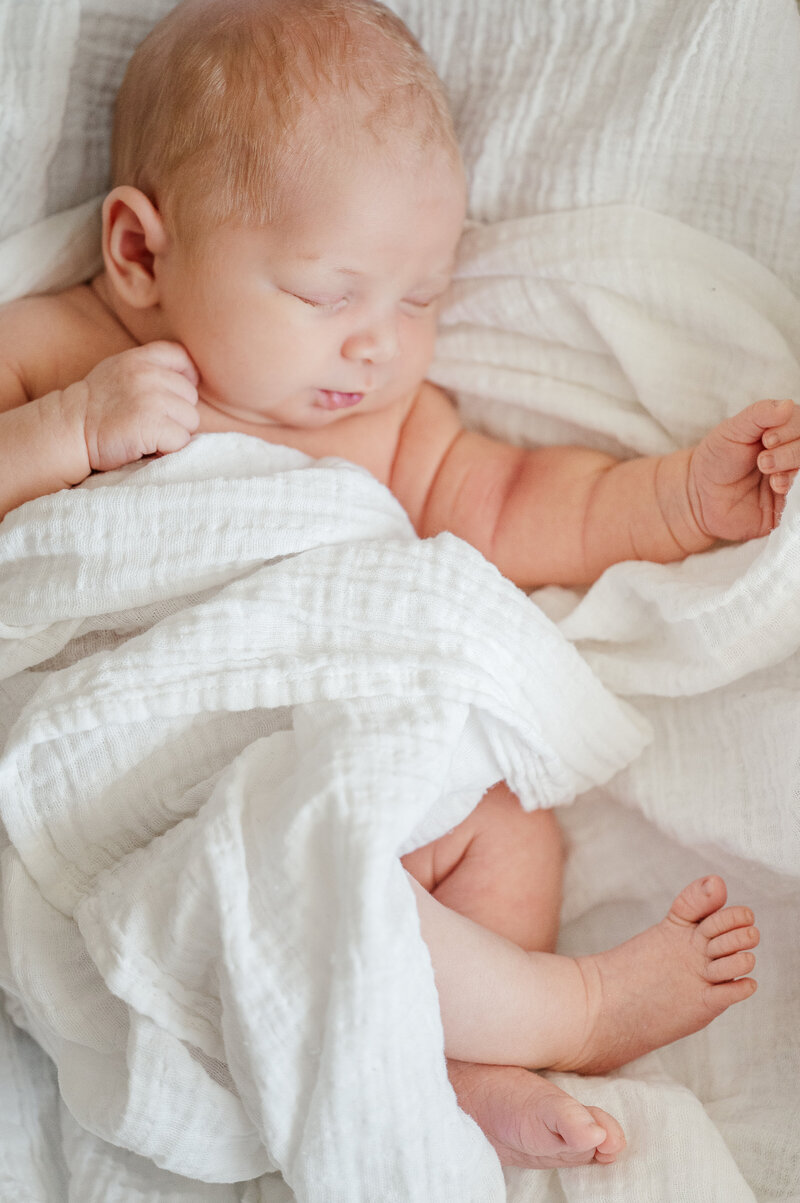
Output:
[
  {"xmin": 286, "ymin": 67, "xmax": 461, "ymax": 166},
  {"xmin": 283, "ymin": 129, "xmax": 464, "ymax": 215},
  {"xmin": 202, "ymin": 142, "xmax": 464, "ymax": 279}
]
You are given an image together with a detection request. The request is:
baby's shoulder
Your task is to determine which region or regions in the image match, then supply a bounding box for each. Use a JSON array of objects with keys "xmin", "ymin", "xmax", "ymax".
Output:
[
  {"xmin": 389, "ymin": 380, "xmax": 462, "ymax": 526},
  {"xmin": 418, "ymin": 378, "xmax": 460, "ymax": 419},
  {"xmin": 397, "ymin": 379, "xmax": 461, "ymax": 453},
  {"xmin": 0, "ymin": 283, "xmax": 128, "ymax": 406}
]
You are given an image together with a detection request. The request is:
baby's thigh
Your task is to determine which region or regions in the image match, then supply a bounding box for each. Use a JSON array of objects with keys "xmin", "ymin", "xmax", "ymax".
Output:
[{"xmin": 402, "ymin": 783, "xmax": 564, "ymax": 949}]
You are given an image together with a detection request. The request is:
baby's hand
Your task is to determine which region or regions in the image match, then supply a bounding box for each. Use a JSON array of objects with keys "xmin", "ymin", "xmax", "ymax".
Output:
[
  {"xmin": 64, "ymin": 341, "xmax": 200, "ymax": 473},
  {"xmin": 687, "ymin": 398, "xmax": 800, "ymax": 542}
]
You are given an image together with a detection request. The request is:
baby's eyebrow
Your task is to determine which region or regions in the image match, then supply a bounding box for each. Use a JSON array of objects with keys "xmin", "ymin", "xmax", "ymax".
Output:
[
  {"xmin": 295, "ymin": 254, "xmax": 362, "ymax": 278},
  {"xmin": 293, "ymin": 255, "xmax": 455, "ymax": 288},
  {"xmin": 417, "ymin": 264, "xmax": 455, "ymax": 287},
  {"xmin": 416, "ymin": 261, "xmax": 456, "ymax": 289}
]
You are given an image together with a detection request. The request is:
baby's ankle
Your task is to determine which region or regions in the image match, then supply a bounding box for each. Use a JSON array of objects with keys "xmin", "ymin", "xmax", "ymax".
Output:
[
  {"xmin": 545, "ymin": 954, "xmax": 604, "ymax": 1073},
  {"xmin": 520, "ymin": 951, "xmax": 601, "ymax": 1073}
]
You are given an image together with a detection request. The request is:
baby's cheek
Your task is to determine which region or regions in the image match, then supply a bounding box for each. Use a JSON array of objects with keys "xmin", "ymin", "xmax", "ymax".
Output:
[{"xmin": 405, "ymin": 324, "xmax": 437, "ymax": 376}]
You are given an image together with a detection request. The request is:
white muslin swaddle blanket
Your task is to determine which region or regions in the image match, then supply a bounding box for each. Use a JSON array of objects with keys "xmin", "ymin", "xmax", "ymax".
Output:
[{"xmin": 0, "ymin": 436, "xmax": 648, "ymax": 1200}]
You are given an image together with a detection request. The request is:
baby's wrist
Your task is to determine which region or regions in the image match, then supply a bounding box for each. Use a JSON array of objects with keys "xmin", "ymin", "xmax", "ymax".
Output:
[
  {"xmin": 43, "ymin": 383, "xmax": 92, "ymax": 485},
  {"xmin": 655, "ymin": 447, "xmax": 716, "ymax": 555}
]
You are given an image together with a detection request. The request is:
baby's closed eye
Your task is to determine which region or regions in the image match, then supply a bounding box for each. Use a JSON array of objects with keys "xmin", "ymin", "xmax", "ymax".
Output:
[
  {"xmin": 402, "ymin": 292, "xmax": 445, "ymax": 311},
  {"xmin": 287, "ymin": 290, "xmax": 348, "ymax": 312}
]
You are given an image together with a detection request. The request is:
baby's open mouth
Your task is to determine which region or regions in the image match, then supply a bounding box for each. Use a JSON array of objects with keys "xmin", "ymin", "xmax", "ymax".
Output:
[{"xmin": 315, "ymin": 389, "xmax": 365, "ymax": 410}]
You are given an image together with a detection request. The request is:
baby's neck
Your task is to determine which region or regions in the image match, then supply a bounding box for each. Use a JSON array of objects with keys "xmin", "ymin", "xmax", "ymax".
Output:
[{"xmin": 89, "ymin": 271, "xmax": 166, "ymax": 348}]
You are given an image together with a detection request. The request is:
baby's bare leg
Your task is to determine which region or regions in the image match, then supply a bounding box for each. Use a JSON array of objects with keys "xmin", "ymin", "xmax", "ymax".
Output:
[
  {"xmin": 402, "ymin": 786, "xmax": 625, "ymax": 1166},
  {"xmin": 409, "ymin": 873, "xmax": 758, "ymax": 1073},
  {"xmin": 402, "ymin": 783, "xmax": 564, "ymax": 950}
]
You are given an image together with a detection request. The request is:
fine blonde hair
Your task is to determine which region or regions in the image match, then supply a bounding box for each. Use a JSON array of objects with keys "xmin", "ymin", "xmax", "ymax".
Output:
[{"xmin": 112, "ymin": 0, "xmax": 461, "ymax": 245}]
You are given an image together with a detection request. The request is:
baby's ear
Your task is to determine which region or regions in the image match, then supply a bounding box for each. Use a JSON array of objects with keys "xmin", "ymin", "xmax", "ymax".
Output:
[{"xmin": 102, "ymin": 186, "xmax": 168, "ymax": 309}]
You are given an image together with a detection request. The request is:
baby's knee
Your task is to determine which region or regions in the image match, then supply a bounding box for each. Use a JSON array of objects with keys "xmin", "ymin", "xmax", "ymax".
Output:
[
  {"xmin": 401, "ymin": 783, "xmax": 565, "ymax": 894},
  {"xmin": 531, "ymin": 806, "xmax": 566, "ymax": 863},
  {"xmin": 482, "ymin": 782, "xmax": 565, "ymax": 855}
]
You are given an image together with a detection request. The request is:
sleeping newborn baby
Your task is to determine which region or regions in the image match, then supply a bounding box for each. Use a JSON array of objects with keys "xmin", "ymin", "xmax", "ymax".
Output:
[{"xmin": 0, "ymin": 0, "xmax": 785, "ymax": 1171}]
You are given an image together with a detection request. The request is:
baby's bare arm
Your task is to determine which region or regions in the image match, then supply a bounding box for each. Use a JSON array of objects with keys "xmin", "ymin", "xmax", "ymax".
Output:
[
  {"xmin": 0, "ymin": 393, "xmax": 93, "ymax": 516},
  {"xmin": 393, "ymin": 384, "xmax": 710, "ymax": 590},
  {"xmin": 0, "ymin": 291, "xmax": 199, "ymax": 521},
  {"xmin": 409, "ymin": 391, "xmax": 799, "ymax": 589},
  {"xmin": 0, "ymin": 298, "xmax": 97, "ymax": 517},
  {"xmin": 426, "ymin": 435, "xmax": 706, "ymax": 589}
]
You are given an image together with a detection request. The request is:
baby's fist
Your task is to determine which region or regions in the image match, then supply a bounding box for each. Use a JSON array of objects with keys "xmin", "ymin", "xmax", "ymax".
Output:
[
  {"xmin": 689, "ymin": 397, "xmax": 799, "ymax": 542},
  {"xmin": 66, "ymin": 341, "xmax": 200, "ymax": 473}
]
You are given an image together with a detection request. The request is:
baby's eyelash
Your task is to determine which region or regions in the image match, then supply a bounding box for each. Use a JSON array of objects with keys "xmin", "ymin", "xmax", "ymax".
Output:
[
  {"xmin": 286, "ymin": 288, "xmax": 443, "ymax": 312},
  {"xmin": 403, "ymin": 293, "xmax": 445, "ymax": 309},
  {"xmin": 293, "ymin": 293, "xmax": 346, "ymax": 311}
]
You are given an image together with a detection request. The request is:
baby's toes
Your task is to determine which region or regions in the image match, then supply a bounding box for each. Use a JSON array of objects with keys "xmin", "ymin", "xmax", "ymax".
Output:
[
  {"xmin": 588, "ymin": 1107, "xmax": 626, "ymax": 1164},
  {"xmin": 703, "ymin": 975, "xmax": 757, "ymax": 1017},
  {"xmin": 706, "ymin": 924, "xmax": 760, "ymax": 959},
  {"xmin": 698, "ymin": 903, "xmax": 754, "ymax": 941},
  {"xmin": 705, "ymin": 949, "xmax": 756, "ymax": 983},
  {"xmin": 668, "ymin": 875, "xmax": 728, "ymax": 926},
  {"xmin": 549, "ymin": 1097, "xmax": 609, "ymax": 1152}
]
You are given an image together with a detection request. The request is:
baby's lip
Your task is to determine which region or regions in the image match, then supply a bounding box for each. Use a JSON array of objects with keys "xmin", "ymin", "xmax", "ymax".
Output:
[{"xmin": 314, "ymin": 389, "xmax": 365, "ymax": 411}]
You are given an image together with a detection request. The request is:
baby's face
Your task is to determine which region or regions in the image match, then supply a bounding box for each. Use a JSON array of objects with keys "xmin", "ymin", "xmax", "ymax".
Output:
[{"xmin": 155, "ymin": 144, "xmax": 467, "ymax": 429}]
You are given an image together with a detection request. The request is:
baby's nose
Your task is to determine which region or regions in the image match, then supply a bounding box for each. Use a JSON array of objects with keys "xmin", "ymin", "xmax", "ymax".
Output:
[{"xmin": 341, "ymin": 315, "xmax": 398, "ymax": 365}]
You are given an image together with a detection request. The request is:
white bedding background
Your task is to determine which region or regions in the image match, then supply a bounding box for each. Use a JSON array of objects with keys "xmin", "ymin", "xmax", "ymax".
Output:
[{"xmin": 1, "ymin": 2, "xmax": 799, "ymax": 1201}]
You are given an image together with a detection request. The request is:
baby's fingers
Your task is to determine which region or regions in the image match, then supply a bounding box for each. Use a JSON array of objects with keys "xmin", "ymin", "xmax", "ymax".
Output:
[
  {"xmin": 148, "ymin": 362, "xmax": 200, "ymax": 407},
  {"xmin": 144, "ymin": 340, "xmax": 201, "ymax": 387},
  {"xmin": 153, "ymin": 416, "xmax": 197, "ymax": 454},
  {"xmin": 765, "ymin": 469, "xmax": 797, "ymax": 497},
  {"xmin": 162, "ymin": 392, "xmax": 201, "ymax": 434},
  {"xmin": 723, "ymin": 398, "xmax": 795, "ymax": 444},
  {"xmin": 757, "ymin": 436, "xmax": 800, "ymax": 481}
]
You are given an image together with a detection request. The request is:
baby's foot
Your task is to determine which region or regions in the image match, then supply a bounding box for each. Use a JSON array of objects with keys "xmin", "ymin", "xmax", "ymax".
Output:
[
  {"xmin": 447, "ymin": 1060, "xmax": 625, "ymax": 1168},
  {"xmin": 557, "ymin": 876, "xmax": 758, "ymax": 1075}
]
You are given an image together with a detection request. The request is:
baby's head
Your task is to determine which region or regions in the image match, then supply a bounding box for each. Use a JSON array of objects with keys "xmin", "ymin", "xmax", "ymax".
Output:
[
  {"xmin": 112, "ymin": 0, "xmax": 462, "ymax": 248},
  {"xmin": 103, "ymin": 0, "xmax": 466, "ymax": 428}
]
